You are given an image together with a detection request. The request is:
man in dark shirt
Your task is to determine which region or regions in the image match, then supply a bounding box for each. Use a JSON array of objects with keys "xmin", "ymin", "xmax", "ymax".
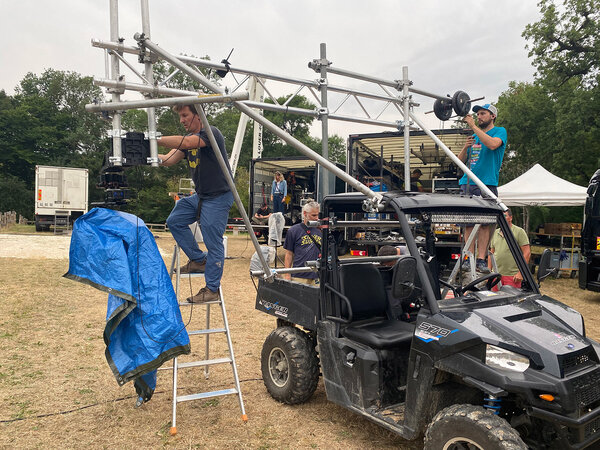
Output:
[
  {"xmin": 158, "ymin": 104, "xmax": 233, "ymax": 303},
  {"xmin": 252, "ymin": 203, "xmax": 271, "ymax": 225},
  {"xmin": 283, "ymin": 201, "xmax": 321, "ymax": 285}
]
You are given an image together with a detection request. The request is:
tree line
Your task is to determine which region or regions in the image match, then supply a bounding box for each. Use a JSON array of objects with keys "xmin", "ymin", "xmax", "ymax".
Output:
[{"xmin": 0, "ymin": 0, "xmax": 598, "ymax": 226}]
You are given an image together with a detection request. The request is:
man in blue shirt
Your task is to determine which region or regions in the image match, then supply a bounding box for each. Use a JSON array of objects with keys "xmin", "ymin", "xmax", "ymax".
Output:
[{"xmin": 458, "ymin": 103, "xmax": 507, "ymax": 273}]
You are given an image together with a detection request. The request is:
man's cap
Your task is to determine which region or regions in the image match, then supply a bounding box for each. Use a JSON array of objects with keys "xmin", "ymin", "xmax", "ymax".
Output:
[
  {"xmin": 412, "ymin": 168, "xmax": 422, "ymax": 175},
  {"xmin": 473, "ymin": 103, "xmax": 498, "ymax": 116}
]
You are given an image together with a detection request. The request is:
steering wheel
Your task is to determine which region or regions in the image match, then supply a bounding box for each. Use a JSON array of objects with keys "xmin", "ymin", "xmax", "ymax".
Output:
[
  {"xmin": 438, "ymin": 278, "xmax": 460, "ymax": 298},
  {"xmin": 458, "ymin": 272, "xmax": 502, "ymax": 295}
]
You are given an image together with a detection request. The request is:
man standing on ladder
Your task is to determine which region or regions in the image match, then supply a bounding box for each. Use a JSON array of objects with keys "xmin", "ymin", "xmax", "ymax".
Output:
[
  {"xmin": 458, "ymin": 103, "xmax": 507, "ymax": 273},
  {"xmin": 157, "ymin": 104, "xmax": 233, "ymax": 303}
]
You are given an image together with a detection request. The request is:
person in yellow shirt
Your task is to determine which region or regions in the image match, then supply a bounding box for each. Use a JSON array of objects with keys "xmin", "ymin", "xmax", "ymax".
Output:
[{"xmin": 489, "ymin": 209, "xmax": 530, "ymax": 288}]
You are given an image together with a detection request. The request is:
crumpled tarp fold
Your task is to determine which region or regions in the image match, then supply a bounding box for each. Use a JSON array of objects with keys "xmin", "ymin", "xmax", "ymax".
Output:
[{"xmin": 64, "ymin": 208, "xmax": 190, "ymax": 401}]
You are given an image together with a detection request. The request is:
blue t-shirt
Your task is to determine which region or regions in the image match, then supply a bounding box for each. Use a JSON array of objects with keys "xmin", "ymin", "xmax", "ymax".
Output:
[
  {"xmin": 459, "ymin": 126, "xmax": 507, "ymax": 187},
  {"xmin": 283, "ymin": 223, "xmax": 322, "ymax": 279}
]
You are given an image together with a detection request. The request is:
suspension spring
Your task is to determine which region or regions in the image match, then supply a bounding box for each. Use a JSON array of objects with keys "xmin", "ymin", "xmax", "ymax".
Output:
[{"xmin": 484, "ymin": 395, "xmax": 502, "ymax": 415}]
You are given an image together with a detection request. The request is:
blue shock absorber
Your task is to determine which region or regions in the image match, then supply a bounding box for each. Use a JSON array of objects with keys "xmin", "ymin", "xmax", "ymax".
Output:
[{"xmin": 484, "ymin": 395, "xmax": 502, "ymax": 415}]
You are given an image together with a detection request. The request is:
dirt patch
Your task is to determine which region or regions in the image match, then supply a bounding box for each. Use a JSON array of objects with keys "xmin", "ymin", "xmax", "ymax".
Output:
[
  {"xmin": 0, "ymin": 232, "xmax": 420, "ymax": 449},
  {"xmin": 2, "ymin": 231, "xmax": 600, "ymax": 449}
]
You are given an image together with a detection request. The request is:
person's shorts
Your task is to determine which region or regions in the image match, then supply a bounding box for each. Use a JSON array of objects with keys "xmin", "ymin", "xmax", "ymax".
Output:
[{"xmin": 460, "ymin": 184, "xmax": 498, "ymax": 198}]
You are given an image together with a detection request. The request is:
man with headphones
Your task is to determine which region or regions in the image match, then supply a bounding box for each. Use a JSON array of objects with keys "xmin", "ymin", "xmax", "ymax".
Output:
[{"xmin": 157, "ymin": 104, "xmax": 233, "ymax": 303}]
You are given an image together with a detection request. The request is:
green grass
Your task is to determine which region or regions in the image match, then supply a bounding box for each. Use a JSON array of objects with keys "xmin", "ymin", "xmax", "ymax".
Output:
[{"xmin": 0, "ymin": 224, "xmax": 37, "ymax": 234}]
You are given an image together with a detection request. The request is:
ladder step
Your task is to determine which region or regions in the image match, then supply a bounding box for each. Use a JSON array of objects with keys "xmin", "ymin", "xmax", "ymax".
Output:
[
  {"xmin": 177, "ymin": 357, "xmax": 232, "ymax": 369},
  {"xmin": 177, "ymin": 299, "xmax": 221, "ymax": 306},
  {"xmin": 172, "ymin": 272, "xmax": 205, "ymax": 278},
  {"xmin": 176, "ymin": 388, "xmax": 238, "ymax": 403},
  {"xmin": 158, "ymin": 356, "xmax": 232, "ymax": 371},
  {"xmin": 188, "ymin": 328, "xmax": 226, "ymax": 336}
]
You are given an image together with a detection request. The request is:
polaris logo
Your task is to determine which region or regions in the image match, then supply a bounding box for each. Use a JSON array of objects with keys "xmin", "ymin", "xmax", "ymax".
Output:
[
  {"xmin": 259, "ymin": 299, "xmax": 289, "ymax": 318},
  {"xmin": 551, "ymin": 334, "xmax": 575, "ymax": 346}
]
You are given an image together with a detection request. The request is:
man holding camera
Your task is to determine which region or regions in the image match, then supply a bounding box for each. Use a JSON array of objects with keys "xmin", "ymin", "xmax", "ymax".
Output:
[{"xmin": 458, "ymin": 103, "xmax": 507, "ymax": 273}]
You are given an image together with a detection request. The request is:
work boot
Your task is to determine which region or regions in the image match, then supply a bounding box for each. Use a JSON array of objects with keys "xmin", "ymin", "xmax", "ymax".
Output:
[
  {"xmin": 476, "ymin": 258, "xmax": 490, "ymax": 274},
  {"xmin": 461, "ymin": 257, "xmax": 471, "ymax": 270},
  {"xmin": 186, "ymin": 286, "xmax": 219, "ymax": 303},
  {"xmin": 179, "ymin": 259, "xmax": 206, "ymax": 274}
]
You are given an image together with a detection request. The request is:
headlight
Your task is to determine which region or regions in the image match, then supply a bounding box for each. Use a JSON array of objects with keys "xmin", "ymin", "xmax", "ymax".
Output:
[{"xmin": 485, "ymin": 345, "xmax": 530, "ymax": 373}]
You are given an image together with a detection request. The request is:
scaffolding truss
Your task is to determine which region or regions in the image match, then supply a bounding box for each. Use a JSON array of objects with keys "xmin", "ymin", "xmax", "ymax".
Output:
[{"xmin": 86, "ymin": 0, "xmax": 506, "ymax": 281}]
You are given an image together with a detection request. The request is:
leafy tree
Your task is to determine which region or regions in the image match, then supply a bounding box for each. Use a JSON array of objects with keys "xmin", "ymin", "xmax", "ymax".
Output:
[
  {"xmin": 523, "ymin": 0, "xmax": 600, "ymax": 88},
  {"xmin": 0, "ymin": 70, "xmax": 109, "ymax": 217},
  {"xmin": 0, "ymin": 174, "xmax": 33, "ymax": 218},
  {"xmin": 495, "ymin": 81, "xmax": 556, "ymax": 183}
]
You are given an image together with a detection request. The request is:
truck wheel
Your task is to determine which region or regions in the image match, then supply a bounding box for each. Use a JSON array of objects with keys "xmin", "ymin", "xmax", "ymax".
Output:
[
  {"xmin": 261, "ymin": 326, "xmax": 319, "ymax": 405},
  {"xmin": 424, "ymin": 404, "xmax": 527, "ymax": 450}
]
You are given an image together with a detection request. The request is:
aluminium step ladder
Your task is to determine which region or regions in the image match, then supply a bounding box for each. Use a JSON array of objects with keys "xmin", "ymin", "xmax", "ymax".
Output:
[{"xmin": 165, "ymin": 244, "xmax": 247, "ymax": 435}]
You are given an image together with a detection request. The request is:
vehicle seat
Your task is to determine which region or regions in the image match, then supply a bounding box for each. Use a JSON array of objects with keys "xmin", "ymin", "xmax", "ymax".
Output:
[
  {"xmin": 385, "ymin": 257, "xmax": 422, "ymax": 320},
  {"xmin": 338, "ymin": 263, "xmax": 414, "ymax": 349}
]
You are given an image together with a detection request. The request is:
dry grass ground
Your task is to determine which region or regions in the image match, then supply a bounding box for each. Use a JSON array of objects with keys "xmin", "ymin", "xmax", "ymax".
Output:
[
  {"xmin": 1, "ymin": 229, "xmax": 600, "ymax": 449},
  {"xmin": 0, "ymin": 230, "xmax": 422, "ymax": 450}
]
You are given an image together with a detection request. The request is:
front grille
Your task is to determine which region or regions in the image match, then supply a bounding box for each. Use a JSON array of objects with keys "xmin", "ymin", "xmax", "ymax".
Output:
[
  {"xmin": 572, "ymin": 369, "xmax": 600, "ymax": 408},
  {"xmin": 560, "ymin": 349, "xmax": 596, "ymax": 376},
  {"xmin": 585, "ymin": 416, "xmax": 600, "ymax": 439}
]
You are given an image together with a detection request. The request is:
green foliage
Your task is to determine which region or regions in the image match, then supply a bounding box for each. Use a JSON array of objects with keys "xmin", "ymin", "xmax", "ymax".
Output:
[
  {"xmin": 121, "ymin": 109, "xmax": 149, "ymax": 132},
  {"xmin": 523, "ymin": 0, "xmax": 600, "ymax": 88},
  {"xmin": 231, "ymin": 167, "xmax": 250, "ymax": 218},
  {"xmin": 0, "ymin": 174, "xmax": 33, "ymax": 218}
]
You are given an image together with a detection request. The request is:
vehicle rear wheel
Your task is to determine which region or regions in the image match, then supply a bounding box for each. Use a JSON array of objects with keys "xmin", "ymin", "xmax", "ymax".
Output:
[
  {"xmin": 424, "ymin": 404, "xmax": 527, "ymax": 450},
  {"xmin": 261, "ymin": 326, "xmax": 319, "ymax": 405}
]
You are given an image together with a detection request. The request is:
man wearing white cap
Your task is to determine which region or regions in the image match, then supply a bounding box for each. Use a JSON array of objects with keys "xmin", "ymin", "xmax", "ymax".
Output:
[{"xmin": 458, "ymin": 103, "xmax": 507, "ymax": 273}]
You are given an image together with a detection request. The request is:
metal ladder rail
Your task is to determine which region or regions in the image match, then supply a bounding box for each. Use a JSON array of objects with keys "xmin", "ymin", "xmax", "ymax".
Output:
[{"xmin": 165, "ymin": 244, "xmax": 247, "ymax": 435}]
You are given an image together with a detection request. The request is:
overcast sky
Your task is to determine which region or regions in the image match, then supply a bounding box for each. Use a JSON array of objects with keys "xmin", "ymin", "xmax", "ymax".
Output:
[{"xmin": 1, "ymin": 0, "xmax": 542, "ymax": 138}]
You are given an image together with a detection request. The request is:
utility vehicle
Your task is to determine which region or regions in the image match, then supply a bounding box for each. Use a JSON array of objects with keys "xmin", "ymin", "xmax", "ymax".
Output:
[{"xmin": 254, "ymin": 190, "xmax": 600, "ymax": 449}]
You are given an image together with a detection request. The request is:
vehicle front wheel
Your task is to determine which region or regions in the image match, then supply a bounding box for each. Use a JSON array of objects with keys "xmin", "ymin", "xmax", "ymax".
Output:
[
  {"xmin": 261, "ymin": 326, "xmax": 319, "ymax": 405},
  {"xmin": 424, "ymin": 404, "xmax": 527, "ymax": 450}
]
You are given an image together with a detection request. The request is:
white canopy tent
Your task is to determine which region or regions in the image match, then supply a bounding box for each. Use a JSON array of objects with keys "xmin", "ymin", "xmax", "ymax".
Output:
[{"xmin": 497, "ymin": 164, "xmax": 587, "ymax": 207}]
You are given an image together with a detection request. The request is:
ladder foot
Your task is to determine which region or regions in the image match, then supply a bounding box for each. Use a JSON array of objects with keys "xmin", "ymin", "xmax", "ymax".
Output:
[
  {"xmin": 241, "ymin": 414, "xmax": 248, "ymax": 422},
  {"xmin": 169, "ymin": 426, "xmax": 177, "ymax": 436}
]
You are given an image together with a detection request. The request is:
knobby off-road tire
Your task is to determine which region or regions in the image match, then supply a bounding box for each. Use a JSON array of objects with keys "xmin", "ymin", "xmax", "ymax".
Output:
[
  {"xmin": 424, "ymin": 404, "xmax": 527, "ymax": 450},
  {"xmin": 261, "ymin": 326, "xmax": 319, "ymax": 405}
]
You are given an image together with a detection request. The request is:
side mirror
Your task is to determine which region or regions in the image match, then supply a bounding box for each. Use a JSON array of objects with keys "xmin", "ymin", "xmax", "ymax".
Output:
[
  {"xmin": 392, "ymin": 256, "xmax": 417, "ymax": 299},
  {"xmin": 537, "ymin": 249, "xmax": 557, "ymax": 283}
]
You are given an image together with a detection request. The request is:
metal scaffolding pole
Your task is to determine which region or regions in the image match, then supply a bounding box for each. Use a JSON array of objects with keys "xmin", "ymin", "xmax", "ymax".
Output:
[
  {"xmin": 93, "ymin": 79, "xmax": 404, "ymax": 129},
  {"xmin": 108, "ymin": 0, "xmax": 123, "ymax": 166},
  {"xmin": 140, "ymin": 0, "xmax": 159, "ymax": 167},
  {"xmin": 92, "ymin": 39, "xmax": 410, "ymax": 111},
  {"xmin": 135, "ymin": 36, "xmax": 383, "ymax": 210},
  {"xmin": 318, "ymin": 43, "xmax": 331, "ymax": 202},
  {"xmin": 86, "ymin": 92, "xmax": 249, "ymax": 112},
  {"xmin": 402, "ymin": 66, "xmax": 411, "ymax": 191},
  {"xmin": 325, "ymin": 64, "xmax": 450, "ymax": 101}
]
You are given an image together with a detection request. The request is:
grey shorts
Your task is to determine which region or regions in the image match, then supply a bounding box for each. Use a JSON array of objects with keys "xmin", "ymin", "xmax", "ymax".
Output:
[{"xmin": 460, "ymin": 184, "xmax": 498, "ymax": 198}]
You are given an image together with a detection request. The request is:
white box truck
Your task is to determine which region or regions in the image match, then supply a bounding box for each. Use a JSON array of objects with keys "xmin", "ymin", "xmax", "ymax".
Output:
[{"xmin": 35, "ymin": 165, "xmax": 88, "ymax": 231}]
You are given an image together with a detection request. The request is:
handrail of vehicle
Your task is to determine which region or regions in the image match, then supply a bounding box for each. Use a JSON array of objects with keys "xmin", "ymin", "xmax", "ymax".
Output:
[
  {"xmin": 250, "ymin": 264, "xmax": 318, "ymax": 277},
  {"xmin": 323, "ymin": 283, "xmax": 353, "ymax": 324}
]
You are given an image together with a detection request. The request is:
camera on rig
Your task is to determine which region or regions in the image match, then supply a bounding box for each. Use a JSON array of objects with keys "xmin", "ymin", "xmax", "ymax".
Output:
[{"xmin": 94, "ymin": 132, "xmax": 151, "ymax": 207}]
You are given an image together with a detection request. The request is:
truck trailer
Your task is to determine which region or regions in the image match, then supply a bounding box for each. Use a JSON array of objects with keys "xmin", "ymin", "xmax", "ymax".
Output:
[
  {"xmin": 35, "ymin": 165, "xmax": 89, "ymax": 232},
  {"xmin": 248, "ymin": 157, "xmax": 345, "ymax": 240}
]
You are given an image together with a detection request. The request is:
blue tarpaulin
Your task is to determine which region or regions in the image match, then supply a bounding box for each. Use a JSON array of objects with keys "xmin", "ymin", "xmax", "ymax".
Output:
[{"xmin": 64, "ymin": 208, "xmax": 190, "ymax": 402}]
